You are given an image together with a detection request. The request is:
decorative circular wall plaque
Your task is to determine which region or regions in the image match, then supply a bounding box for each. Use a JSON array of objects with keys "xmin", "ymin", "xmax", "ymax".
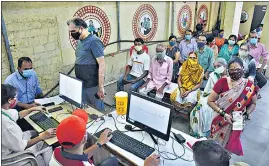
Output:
[
  {"xmin": 177, "ymin": 4, "xmax": 192, "ymax": 35},
  {"xmin": 132, "ymin": 4, "xmax": 158, "ymax": 41},
  {"xmin": 69, "ymin": 5, "xmax": 111, "ymax": 50},
  {"xmin": 197, "ymin": 4, "xmax": 208, "ymax": 25},
  {"xmin": 240, "ymin": 11, "xmax": 249, "ymax": 23}
]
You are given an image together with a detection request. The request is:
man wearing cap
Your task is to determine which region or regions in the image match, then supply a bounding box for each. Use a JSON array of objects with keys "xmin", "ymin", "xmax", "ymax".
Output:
[
  {"xmin": 139, "ymin": 44, "xmax": 173, "ymax": 100},
  {"xmin": 50, "ymin": 110, "xmax": 160, "ymax": 166}
]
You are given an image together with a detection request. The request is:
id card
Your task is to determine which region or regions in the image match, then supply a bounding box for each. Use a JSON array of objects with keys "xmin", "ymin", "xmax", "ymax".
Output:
[{"xmin": 232, "ymin": 112, "xmax": 243, "ymax": 131}]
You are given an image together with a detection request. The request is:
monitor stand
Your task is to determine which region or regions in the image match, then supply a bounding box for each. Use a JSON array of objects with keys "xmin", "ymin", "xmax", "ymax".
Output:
[{"xmin": 130, "ymin": 129, "xmax": 158, "ymax": 144}]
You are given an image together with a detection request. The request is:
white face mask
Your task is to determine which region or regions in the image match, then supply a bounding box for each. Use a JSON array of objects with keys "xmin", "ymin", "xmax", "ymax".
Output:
[
  {"xmin": 239, "ymin": 50, "xmax": 249, "ymax": 58},
  {"xmin": 215, "ymin": 66, "xmax": 225, "ymax": 74},
  {"xmin": 156, "ymin": 51, "xmax": 166, "ymax": 60},
  {"xmin": 134, "ymin": 45, "xmax": 142, "ymax": 52}
]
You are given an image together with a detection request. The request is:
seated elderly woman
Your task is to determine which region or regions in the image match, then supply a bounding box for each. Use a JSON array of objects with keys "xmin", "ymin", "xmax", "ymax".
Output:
[
  {"xmin": 190, "ymin": 58, "xmax": 227, "ymax": 138},
  {"xmin": 170, "ymin": 52, "xmax": 203, "ymax": 112}
]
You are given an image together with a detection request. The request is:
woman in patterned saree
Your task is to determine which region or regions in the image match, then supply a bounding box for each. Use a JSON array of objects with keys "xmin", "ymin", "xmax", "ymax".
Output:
[
  {"xmin": 170, "ymin": 52, "xmax": 203, "ymax": 112},
  {"xmin": 190, "ymin": 58, "xmax": 227, "ymax": 138},
  {"xmin": 207, "ymin": 57, "xmax": 257, "ymax": 156}
]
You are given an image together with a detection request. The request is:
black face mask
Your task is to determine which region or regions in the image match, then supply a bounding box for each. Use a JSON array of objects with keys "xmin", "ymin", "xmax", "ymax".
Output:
[
  {"xmin": 229, "ymin": 69, "xmax": 244, "ymax": 81},
  {"xmin": 71, "ymin": 31, "xmax": 81, "ymax": 40}
]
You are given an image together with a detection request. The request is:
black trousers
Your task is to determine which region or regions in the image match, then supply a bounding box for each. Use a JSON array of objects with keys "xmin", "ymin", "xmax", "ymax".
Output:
[{"xmin": 255, "ymin": 71, "xmax": 267, "ymax": 89}]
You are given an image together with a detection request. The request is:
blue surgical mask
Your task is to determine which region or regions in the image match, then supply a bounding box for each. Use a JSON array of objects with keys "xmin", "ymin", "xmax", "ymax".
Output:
[
  {"xmin": 197, "ymin": 42, "xmax": 205, "ymax": 49},
  {"xmin": 219, "ymin": 34, "xmax": 224, "ymax": 38},
  {"xmin": 249, "ymin": 38, "xmax": 258, "ymax": 45},
  {"xmin": 228, "ymin": 40, "xmax": 235, "ymax": 45},
  {"xmin": 169, "ymin": 41, "xmax": 175, "ymax": 46},
  {"xmin": 22, "ymin": 69, "xmax": 35, "ymax": 78},
  {"xmin": 185, "ymin": 35, "xmax": 192, "ymax": 40}
]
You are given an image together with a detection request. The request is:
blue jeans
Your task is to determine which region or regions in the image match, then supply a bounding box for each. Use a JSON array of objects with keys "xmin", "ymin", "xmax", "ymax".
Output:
[
  {"xmin": 83, "ymin": 86, "xmax": 104, "ymax": 111},
  {"xmin": 117, "ymin": 74, "xmax": 145, "ymax": 92}
]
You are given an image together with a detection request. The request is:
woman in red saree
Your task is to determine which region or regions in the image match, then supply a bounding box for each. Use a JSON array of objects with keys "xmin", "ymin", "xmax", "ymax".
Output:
[{"xmin": 207, "ymin": 57, "xmax": 257, "ymax": 156}]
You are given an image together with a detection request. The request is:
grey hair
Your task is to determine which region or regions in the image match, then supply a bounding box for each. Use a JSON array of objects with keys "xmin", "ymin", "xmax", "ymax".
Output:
[
  {"xmin": 240, "ymin": 42, "xmax": 250, "ymax": 51},
  {"xmin": 66, "ymin": 18, "xmax": 87, "ymax": 29},
  {"xmin": 215, "ymin": 58, "xmax": 227, "ymax": 67}
]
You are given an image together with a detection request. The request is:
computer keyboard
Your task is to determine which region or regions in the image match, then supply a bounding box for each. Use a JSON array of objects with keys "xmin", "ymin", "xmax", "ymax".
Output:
[
  {"xmin": 29, "ymin": 112, "xmax": 59, "ymax": 131},
  {"xmin": 48, "ymin": 106, "xmax": 63, "ymax": 113},
  {"xmin": 95, "ymin": 129, "xmax": 155, "ymax": 159}
]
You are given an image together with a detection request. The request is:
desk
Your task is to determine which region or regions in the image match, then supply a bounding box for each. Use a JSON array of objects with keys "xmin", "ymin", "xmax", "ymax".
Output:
[
  {"xmin": 86, "ymin": 111, "xmax": 205, "ymax": 166},
  {"xmin": 24, "ymin": 102, "xmax": 103, "ymax": 145}
]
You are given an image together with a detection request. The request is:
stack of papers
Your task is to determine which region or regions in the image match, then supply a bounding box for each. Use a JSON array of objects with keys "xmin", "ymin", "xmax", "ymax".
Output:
[{"xmin": 35, "ymin": 95, "xmax": 64, "ymax": 105}]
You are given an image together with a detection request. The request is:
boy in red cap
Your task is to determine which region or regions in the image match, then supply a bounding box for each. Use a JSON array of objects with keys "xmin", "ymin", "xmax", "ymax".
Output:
[{"xmin": 50, "ymin": 109, "xmax": 160, "ymax": 166}]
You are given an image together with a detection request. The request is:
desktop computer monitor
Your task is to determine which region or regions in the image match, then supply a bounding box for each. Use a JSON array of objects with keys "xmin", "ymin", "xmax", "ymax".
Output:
[
  {"xmin": 126, "ymin": 91, "xmax": 173, "ymax": 141},
  {"xmin": 59, "ymin": 72, "xmax": 83, "ymax": 108}
]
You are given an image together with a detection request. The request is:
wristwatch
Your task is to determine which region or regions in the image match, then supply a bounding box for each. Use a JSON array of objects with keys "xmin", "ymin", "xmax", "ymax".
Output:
[{"xmin": 96, "ymin": 142, "xmax": 102, "ymax": 148}]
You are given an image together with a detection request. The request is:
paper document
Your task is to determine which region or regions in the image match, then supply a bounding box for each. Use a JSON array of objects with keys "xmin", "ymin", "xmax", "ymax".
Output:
[
  {"xmin": 257, "ymin": 64, "xmax": 268, "ymax": 69},
  {"xmin": 35, "ymin": 95, "xmax": 64, "ymax": 105},
  {"xmin": 232, "ymin": 111, "xmax": 243, "ymax": 131},
  {"xmin": 164, "ymin": 83, "xmax": 178, "ymax": 94}
]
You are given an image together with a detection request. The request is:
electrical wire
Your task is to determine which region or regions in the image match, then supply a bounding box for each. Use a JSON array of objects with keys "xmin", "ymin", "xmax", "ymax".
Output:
[
  {"xmin": 87, "ymin": 119, "xmax": 106, "ymax": 141},
  {"xmin": 140, "ymin": 131, "xmax": 144, "ymax": 142},
  {"xmin": 116, "ymin": 115, "xmax": 126, "ymax": 125},
  {"xmin": 183, "ymin": 143, "xmax": 193, "ymax": 152},
  {"xmin": 93, "ymin": 120, "xmax": 106, "ymax": 135},
  {"xmin": 111, "ymin": 115, "xmax": 128, "ymax": 132},
  {"xmin": 170, "ymin": 136, "xmax": 193, "ymax": 162},
  {"xmin": 151, "ymin": 134, "xmax": 193, "ymax": 163},
  {"xmin": 86, "ymin": 119, "xmax": 97, "ymax": 129}
]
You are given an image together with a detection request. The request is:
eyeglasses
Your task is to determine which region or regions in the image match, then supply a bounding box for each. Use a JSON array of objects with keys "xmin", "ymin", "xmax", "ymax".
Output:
[
  {"xmin": 134, "ymin": 43, "xmax": 142, "ymax": 46},
  {"xmin": 250, "ymin": 36, "xmax": 258, "ymax": 39}
]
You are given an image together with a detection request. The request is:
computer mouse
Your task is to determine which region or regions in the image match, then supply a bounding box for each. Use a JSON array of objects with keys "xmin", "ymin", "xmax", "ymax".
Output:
[{"xmin": 108, "ymin": 132, "xmax": 113, "ymax": 137}]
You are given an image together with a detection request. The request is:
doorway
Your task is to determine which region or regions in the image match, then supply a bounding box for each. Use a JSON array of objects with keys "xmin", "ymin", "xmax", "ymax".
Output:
[{"xmin": 250, "ymin": 5, "xmax": 267, "ymax": 31}]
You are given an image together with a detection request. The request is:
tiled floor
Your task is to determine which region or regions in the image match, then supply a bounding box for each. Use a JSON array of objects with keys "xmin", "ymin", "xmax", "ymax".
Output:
[
  {"xmin": 230, "ymin": 82, "xmax": 269, "ymax": 166},
  {"xmin": 104, "ymin": 81, "xmax": 269, "ymax": 166}
]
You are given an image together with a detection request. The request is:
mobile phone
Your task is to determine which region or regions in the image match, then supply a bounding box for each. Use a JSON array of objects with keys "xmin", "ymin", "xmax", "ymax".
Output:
[{"xmin": 95, "ymin": 93, "xmax": 100, "ymax": 99}]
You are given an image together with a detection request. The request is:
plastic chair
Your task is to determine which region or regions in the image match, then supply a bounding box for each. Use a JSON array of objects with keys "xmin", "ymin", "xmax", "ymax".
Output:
[{"xmin": 2, "ymin": 150, "xmax": 38, "ymax": 166}]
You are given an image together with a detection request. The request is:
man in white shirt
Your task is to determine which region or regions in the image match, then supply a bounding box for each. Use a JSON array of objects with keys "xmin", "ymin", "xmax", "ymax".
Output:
[
  {"xmin": 117, "ymin": 38, "xmax": 150, "ymax": 92},
  {"xmin": 1, "ymin": 84, "xmax": 55, "ymax": 166}
]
